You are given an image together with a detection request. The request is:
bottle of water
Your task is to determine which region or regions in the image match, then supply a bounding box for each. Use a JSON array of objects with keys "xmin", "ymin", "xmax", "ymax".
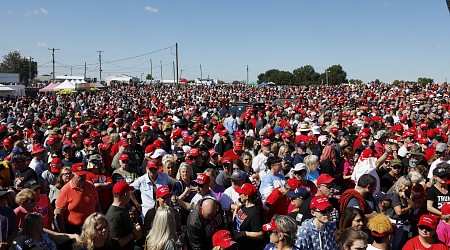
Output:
[{"xmin": 14, "ymin": 170, "xmax": 21, "ymax": 189}]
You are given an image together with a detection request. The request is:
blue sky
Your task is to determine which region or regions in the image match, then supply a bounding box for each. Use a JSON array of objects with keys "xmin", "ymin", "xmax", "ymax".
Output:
[{"xmin": 1, "ymin": 0, "xmax": 450, "ymax": 83}]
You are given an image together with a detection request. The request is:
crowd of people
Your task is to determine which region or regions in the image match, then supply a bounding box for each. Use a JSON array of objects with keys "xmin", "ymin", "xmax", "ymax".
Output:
[{"xmin": 0, "ymin": 81, "xmax": 449, "ymax": 249}]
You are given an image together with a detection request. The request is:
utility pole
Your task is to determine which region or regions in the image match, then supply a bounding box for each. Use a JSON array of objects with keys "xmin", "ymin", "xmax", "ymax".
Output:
[
  {"xmin": 28, "ymin": 56, "xmax": 33, "ymax": 85},
  {"xmin": 70, "ymin": 67, "xmax": 72, "ymax": 76},
  {"xmin": 200, "ymin": 64, "xmax": 203, "ymax": 80},
  {"xmin": 325, "ymin": 70, "xmax": 329, "ymax": 85},
  {"xmin": 175, "ymin": 43, "xmax": 179, "ymax": 85},
  {"xmin": 173, "ymin": 61, "xmax": 176, "ymax": 85},
  {"xmin": 97, "ymin": 50, "xmax": 104, "ymax": 81},
  {"xmin": 150, "ymin": 58, "xmax": 152, "ymax": 83},
  {"xmin": 160, "ymin": 60, "xmax": 163, "ymax": 83},
  {"xmin": 246, "ymin": 65, "xmax": 249, "ymax": 85},
  {"xmin": 48, "ymin": 47, "xmax": 59, "ymax": 82},
  {"xmin": 84, "ymin": 62, "xmax": 87, "ymax": 79}
]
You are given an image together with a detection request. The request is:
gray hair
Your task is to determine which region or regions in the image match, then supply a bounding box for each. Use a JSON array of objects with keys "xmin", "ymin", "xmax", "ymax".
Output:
[{"xmin": 273, "ymin": 215, "xmax": 297, "ymax": 246}]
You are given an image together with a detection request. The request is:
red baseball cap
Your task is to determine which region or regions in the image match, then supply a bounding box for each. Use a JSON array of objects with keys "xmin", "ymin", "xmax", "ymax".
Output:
[
  {"xmin": 112, "ymin": 181, "xmax": 134, "ymax": 196},
  {"xmin": 316, "ymin": 174, "xmax": 334, "ymax": 186},
  {"xmin": 31, "ymin": 144, "xmax": 45, "ymax": 155},
  {"xmin": 212, "ymin": 230, "xmax": 238, "ymax": 249},
  {"xmin": 329, "ymin": 127, "xmax": 339, "ymax": 133},
  {"xmin": 262, "ymin": 219, "xmax": 279, "ymax": 231},
  {"xmin": 442, "ymin": 203, "xmax": 450, "ymax": 216},
  {"xmin": 261, "ymin": 138, "xmax": 271, "ymax": 146},
  {"xmin": 3, "ymin": 138, "xmax": 13, "ymax": 146},
  {"xmin": 50, "ymin": 158, "xmax": 62, "ymax": 173},
  {"xmin": 189, "ymin": 148, "xmax": 200, "ymax": 157},
  {"xmin": 145, "ymin": 144, "xmax": 155, "ymax": 154},
  {"xmin": 310, "ymin": 195, "xmax": 332, "ymax": 210},
  {"xmin": 282, "ymin": 132, "xmax": 292, "ymax": 139},
  {"xmin": 417, "ymin": 214, "xmax": 437, "ymax": 230},
  {"xmin": 119, "ymin": 154, "xmax": 130, "ymax": 161},
  {"xmin": 220, "ymin": 129, "xmax": 229, "ymax": 136},
  {"xmin": 221, "ymin": 157, "xmax": 233, "ymax": 164},
  {"xmin": 156, "ymin": 185, "xmax": 171, "ymax": 198},
  {"xmin": 361, "ymin": 149, "xmax": 374, "ymax": 159},
  {"xmin": 147, "ymin": 159, "xmax": 159, "ymax": 169},
  {"xmin": 83, "ymin": 138, "xmax": 92, "ymax": 145},
  {"xmin": 195, "ymin": 173, "xmax": 210, "ymax": 185},
  {"xmin": 198, "ymin": 130, "xmax": 207, "ymax": 136},
  {"xmin": 208, "ymin": 148, "xmax": 218, "ymax": 157},
  {"xmin": 234, "ymin": 183, "xmax": 257, "ymax": 197},
  {"xmin": 184, "ymin": 135, "xmax": 195, "ymax": 142},
  {"xmin": 72, "ymin": 162, "xmax": 89, "ymax": 175},
  {"xmin": 233, "ymin": 139, "xmax": 243, "ymax": 150}
]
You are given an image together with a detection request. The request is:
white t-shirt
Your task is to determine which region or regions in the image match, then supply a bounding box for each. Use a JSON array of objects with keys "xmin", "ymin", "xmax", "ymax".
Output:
[
  {"xmin": 220, "ymin": 186, "xmax": 240, "ymax": 211},
  {"xmin": 428, "ymin": 158, "xmax": 450, "ymax": 180}
]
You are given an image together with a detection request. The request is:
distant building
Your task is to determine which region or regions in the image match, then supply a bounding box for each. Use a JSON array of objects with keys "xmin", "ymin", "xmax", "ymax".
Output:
[{"xmin": 0, "ymin": 73, "xmax": 20, "ymax": 83}]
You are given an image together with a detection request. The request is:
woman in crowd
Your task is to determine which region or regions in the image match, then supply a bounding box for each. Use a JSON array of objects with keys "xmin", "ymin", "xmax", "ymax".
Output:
[
  {"xmin": 335, "ymin": 227, "xmax": 368, "ymax": 250},
  {"xmin": 73, "ymin": 212, "xmax": 121, "ymax": 250},
  {"xmin": 233, "ymin": 183, "xmax": 264, "ymax": 249},
  {"xmin": 303, "ymin": 155, "xmax": 320, "ymax": 184},
  {"xmin": 263, "ymin": 215, "xmax": 299, "ymax": 250},
  {"xmin": 290, "ymin": 163, "xmax": 317, "ymax": 196},
  {"xmin": 387, "ymin": 175, "xmax": 414, "ymax": 250},
  {"xmin": 162, "ymin": 154, "xmax": 177, "ymax": 179},
  {"xmin": 320, "ymin": 144, "xmax": 339, "ymax": 178},
  {"xmin": 427, "ymin": 164, "xmax": 450, "ymax": 216},
  {"xmin": 146, "ymin": 206, "xmax": 179, "ymax": 250},
  {"xmin": 241, "ymin": 152, "xmax": 254, "ymax": 176},
  {"xmin": 49, "ymin": 166, "xmax": 72, "ymax": 207},
  {"xmin": 10, "ymin": 213, "xmax": 78, "ymax": 250},
  {"xmin": 403, "ymin": 214, "xmax": 448, "ymax": 250},
  {"xmin": 437, "ymin": 202, "xmax": 450, "ymax": 246},
  {"xmin": 172, "ymin": 162, "xmax": 196, "ymax": 226},
  {"xmin": 407, "ymin": 170, "xmax": 427, "ymax": 233},
  {"xmin": 338, "ymin": 147, "xmax": 355, "ymax": 189},
  {"xmin": 13, "ymin": 188, "xmax": 36, "ymax": 228},
  {"xmin": 338, "ymin": 207, "xmax": 365, "ymax": 231}
]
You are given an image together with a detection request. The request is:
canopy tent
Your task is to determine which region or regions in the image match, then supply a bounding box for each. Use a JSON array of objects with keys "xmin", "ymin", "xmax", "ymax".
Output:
[
  {"xmin": 268, "ymin": 82, "xmax": 276, "ymax": 85},
  {"xmin": 248, "ymin": 81, "xmax": 257, "ymax": 86},
  {"xmin": 0, "ymin": 85, "xmax": 15, "ymax": 96},
  {"xmin": 258, "ymin": 82, "xmax": 267, "ymax": 87},
  {"xmin": 56, "ymin": 89, "xmax": 77, "ymax": 95},
  {"xmin": 39, "ymin": 82, "xmax": 59, "ymax": 92},
  {"xmin": 54, "ymin": 80, "xmax": 76, "ymax": 90},
  {"xmin": 92, "ymin": 82, "xmax": 107, "ymax": 88},
  {"xmin": 74, "ymin": 79, "xmax": 81, "ymax": 84}
]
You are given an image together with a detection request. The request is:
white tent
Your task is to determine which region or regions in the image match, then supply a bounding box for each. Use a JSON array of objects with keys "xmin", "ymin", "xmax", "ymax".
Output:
[
  {"xmin": 54, "ymin": 80, "xmax": 76, "ymax": 90},
  {"xmin": 74, "ymin": 79, "xmax": 81, "ymax": 84},
  {"xmin": 69, "ymin": 80, "xmax": 76, "ymax": 85},
  {"xmin": 0, "ymin": 85, "xmax": 15, "ymax": 96},
  {"xmin": 92, "ymin": 82, "xmax": 107, "ymax": 88}
]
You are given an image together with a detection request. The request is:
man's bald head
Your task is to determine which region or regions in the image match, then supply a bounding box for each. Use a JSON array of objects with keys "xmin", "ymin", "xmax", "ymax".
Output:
[{"xmin": 201, "ymin": 198, "xmax": 217, "ymax": 220}]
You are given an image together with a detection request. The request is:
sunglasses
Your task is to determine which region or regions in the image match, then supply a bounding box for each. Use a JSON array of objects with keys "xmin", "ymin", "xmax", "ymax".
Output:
[
  {"xmin": 320, "ymin": 183, "xmax": 335, "ymax": 189},
  {"xmin": 392, "ymin": 165, "xmax": 402, "ymax": 169},
  {"xmin": 314, "ymin": 207, "xmax": 333, "ymax": 214},
  {"xmin": 25, "ymin": 199, "xmax": 36, "ymax": 204},
  {"xmin": 268, "ymin": 230, "xmax": 279, "ymax": 235},
  {"xmin": 418, "ymin": 226, "xmax": 432, "ymax": 232}
]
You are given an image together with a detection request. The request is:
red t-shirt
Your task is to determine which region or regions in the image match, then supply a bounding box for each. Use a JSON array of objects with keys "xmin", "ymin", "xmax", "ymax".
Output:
[
  {"xmin": 402, "ymin": 236, "xmax": 447, "ymax": 250},
  {"xmin": 85, "ymin": 172, "xmax": 113, "ymax": 211},
  {"xmin": 223, "ymin": 149, "xmax": 241, "ymax": 162},
  {"xmin": 263, "ymin": 188, "xmax": 289, "ymax": 219}
]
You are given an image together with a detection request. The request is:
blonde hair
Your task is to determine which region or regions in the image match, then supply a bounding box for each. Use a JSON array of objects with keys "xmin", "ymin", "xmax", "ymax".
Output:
[
  {"xmin": 162, "ymin": 154, "xmax": 175, "ymax": 166},
  {"xmin": 109, "ymin": 133, "xmax": 120, "ymax": 144},
  {"xmin": 278, "ymin": 145, "xmax": 290, "ymax": 158},
  {"xmin": 388, "ymin": 176, "xmax": 412, "ymax": 194},
  {"xmin": 76, "ymin": 213, "xmax": 111, "ymax": 250},
  {"xmin": 176, "ymin": 162, "xmax": 192, "ymax": 180},
  {"xmin": 146, "ymin": 206, "xmax": 178, "ymax": 250},
  {"xmin": 407, "ymin": 171, "xmax": 423, "ymax": 184},
  {"xmin": 15, "ymin": 188, "xmax": 35, "ymax": 205},
  {"xmin": 55, "ymin": 166, "xmax": 72, "ymax": 189},
  {"xmin": 304, "ymin": 155, "xmax": 319, "ymax": 173}
]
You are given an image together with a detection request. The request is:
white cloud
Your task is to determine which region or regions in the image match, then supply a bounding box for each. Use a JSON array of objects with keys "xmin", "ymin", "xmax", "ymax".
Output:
[
  {"xmin": 145, "ymin": 6, "xmax": 159, "ymax": 13},
  {"xmin": 26, "ymin": 8, "xmax": 49, "ymax": 16},
  {"xmin": 36, "ymin": 41, "xmax": 47, "ymax": 48}
]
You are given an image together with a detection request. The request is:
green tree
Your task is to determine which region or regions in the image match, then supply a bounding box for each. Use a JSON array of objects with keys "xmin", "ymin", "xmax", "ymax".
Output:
[
  {"xmin": 0, "ymin": 51, "xmax": 37, "ymax": 83},
  {"xmin": 321, "ymin": 65, "xmax": 347, "ymax": 85},
  {"xmin": 292, "ymin": 65, "xmax": 320, "ymax": 85},
  {"xmin": 348, "ymin": 79, "xmax": 363, "ymax": 85},
  {"xmin": 257, "ymin": 69, "xmax": 293, "ymax": 85},
  {"xmin": 417, "ymin": 77, "xmax": 433, "ymax": 85},
  {"xmin": 146, "ymin": 74, "xmax": 153, "ymax": 80}
]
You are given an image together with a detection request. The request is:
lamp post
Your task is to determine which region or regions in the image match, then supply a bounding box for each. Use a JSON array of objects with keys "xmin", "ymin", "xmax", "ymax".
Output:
[
  {"xmin": 325, "ymin": 70, "xmax": 329, "ymax": 85},
  {"xmin": 141, "ymin": 73, "xmax": 144, "ymax": 82},
  {"xmin": 28, "ymin": 56, "xmax": 33, "ymax": 84}
]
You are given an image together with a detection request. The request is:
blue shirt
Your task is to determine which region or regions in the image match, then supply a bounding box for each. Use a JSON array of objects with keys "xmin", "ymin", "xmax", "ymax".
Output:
[
  {"xmin": 223, "ymin": 116, "xmax": 238, "ymax": 134},
  {"xmin": 131, "ymin": 172, "xmax": 170, "ymax": 216},
  {"xmin": 295, "ymin": 218, "xmax": 339, "ymax": 250},
  {"xmin": 259, "ymin": 172, "xmax": 286, "ymax": 202}
]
